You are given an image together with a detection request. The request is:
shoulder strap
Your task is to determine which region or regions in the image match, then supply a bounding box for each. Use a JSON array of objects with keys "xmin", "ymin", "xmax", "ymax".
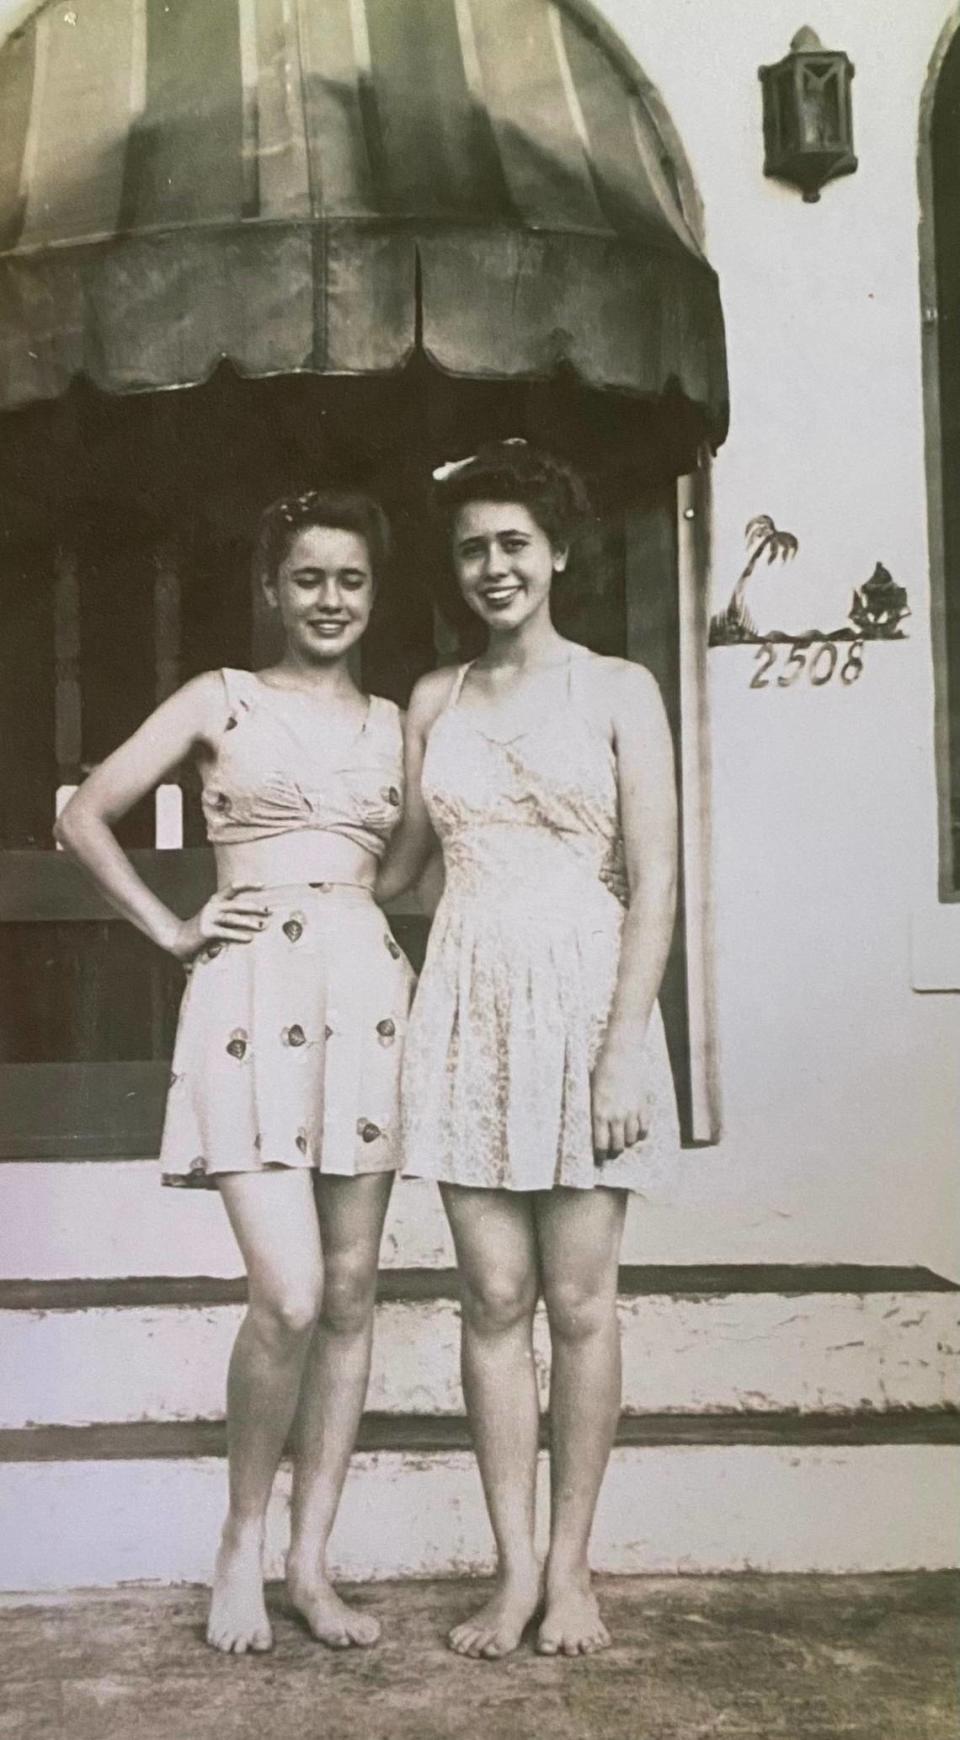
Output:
[
  {"xmin": 445, "ymin": 662, "xmax": 473, "ymax": 709},
  {"xmin": 566, "ymin": 645, "xmax": 601, "ymax": 708},
  {"xmin": 367, "ymin": 693, "xmax": 402, "ymax": 750},
  {"xmin": 220, "ymin": 668, "xmax": 260, "ymax": 714}
]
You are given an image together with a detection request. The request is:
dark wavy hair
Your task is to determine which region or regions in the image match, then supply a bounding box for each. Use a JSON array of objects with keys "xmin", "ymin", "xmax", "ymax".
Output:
[
  {"xmin": 253, "ymin": 489, "xmax": 392, "ymax": 589},
  {"xmin": 432, "ymin": 441, "xmax": 591, "ymax": 551}
]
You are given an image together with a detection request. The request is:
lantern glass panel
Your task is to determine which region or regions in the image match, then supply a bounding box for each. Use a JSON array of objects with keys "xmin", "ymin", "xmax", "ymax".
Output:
[
  {"xmin": 771, "ymin": 65, "xmax": 793, "ymax": 151},
  {"xmin": 800, "ymin": 61, "xmax": 842, "ymax": 147}
]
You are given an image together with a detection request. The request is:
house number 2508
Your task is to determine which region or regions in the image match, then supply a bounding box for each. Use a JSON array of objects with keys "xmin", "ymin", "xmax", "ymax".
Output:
[{"xmin": 750, "ymin": 640, "xmax": 865, "ymax": 689}]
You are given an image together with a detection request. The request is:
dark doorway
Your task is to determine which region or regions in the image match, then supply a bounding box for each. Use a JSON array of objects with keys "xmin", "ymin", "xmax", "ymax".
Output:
[{"xmin": 0, "ymin": 364, "xmax": 694, "ymax": 1154}]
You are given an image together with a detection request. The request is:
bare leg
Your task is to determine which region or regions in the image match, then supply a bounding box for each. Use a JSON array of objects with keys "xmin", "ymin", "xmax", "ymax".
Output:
[
  {"xmin": 286, "ymin": 1170, "xmax": 394, "ymax": 1647},
  {"xmin": 534, "ymin": 1187, "xmax": 627, "ymax": 1656},
  {"xmin": 441, "ymin": 1185, "xmax": 542, "ymax": 1659},
  {"xmin": 208, "ymin": 1170, "xmax": 325, "ymax": 1655}
]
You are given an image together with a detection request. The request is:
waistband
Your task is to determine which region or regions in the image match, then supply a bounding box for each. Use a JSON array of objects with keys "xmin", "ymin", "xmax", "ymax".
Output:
[
  {"xmin": 220, "ymin": 879, "xmax": 376, "ymax": 900},
  {"xmin": 439, "ymin": 870, "xmax": 622, "ymax": 922}
]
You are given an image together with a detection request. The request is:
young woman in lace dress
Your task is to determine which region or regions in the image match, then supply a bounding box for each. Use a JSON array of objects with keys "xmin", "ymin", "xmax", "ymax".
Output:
[
  {"xmin": 377, "ymin": 443, "xmax": 679, "ymax": 1659},
  {"xmin": 57, "ymin": 491, "xmax": 414, "ymax": 1655}
]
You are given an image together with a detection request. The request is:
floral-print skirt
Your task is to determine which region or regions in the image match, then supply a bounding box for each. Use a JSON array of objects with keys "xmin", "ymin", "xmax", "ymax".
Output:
[
  {"xmin": 160, "ymin": 883, "xmax": 415, "ymax": 1189},
  {"xmin": 401, "ymin": 873, "xmax": 680, "ymax": 1194}
]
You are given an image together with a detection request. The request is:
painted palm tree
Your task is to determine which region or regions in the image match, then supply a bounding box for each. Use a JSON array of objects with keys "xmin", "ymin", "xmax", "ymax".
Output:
[{"xmin": 710, "ymin": 515, "xmax": 800, "ymax": 644}]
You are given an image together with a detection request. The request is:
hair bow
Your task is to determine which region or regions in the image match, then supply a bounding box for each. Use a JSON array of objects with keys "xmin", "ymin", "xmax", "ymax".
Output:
[{"xmin": 431, "ymin": 438, "xmax": 528, "ymax": 483}]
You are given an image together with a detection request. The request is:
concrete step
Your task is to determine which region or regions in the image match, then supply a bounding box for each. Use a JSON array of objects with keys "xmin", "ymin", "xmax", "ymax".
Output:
[
  {"xmin": 3, "ymin": 1269, "xmax": 959, "ymax": 1428},
  {"xmin": 0, "ymin": 1161, "xmax": 452, "ymax": 1278},
  {"xmin": 0, "ymin": 1159, "xmax": 785, "ymax": 1278},
  {"xmin": 1, "ymin": 1417, "xmax": 957, "ymax": 1589}
]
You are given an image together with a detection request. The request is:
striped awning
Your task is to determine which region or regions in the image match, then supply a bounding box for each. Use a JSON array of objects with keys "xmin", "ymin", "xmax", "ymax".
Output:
[{"xmin": 0, "ymin": 0, "xmax": 728, "ymax": 439}]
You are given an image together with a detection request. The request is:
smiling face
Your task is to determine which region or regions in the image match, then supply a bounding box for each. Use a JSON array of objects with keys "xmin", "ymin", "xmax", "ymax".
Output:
[
  {"xmin": 265, "ymin": 524, "xmax": 374, "ymax": 662},
  {"xmin": 452, "ymin": 500, "xmax": 567, "ymax": 632}
]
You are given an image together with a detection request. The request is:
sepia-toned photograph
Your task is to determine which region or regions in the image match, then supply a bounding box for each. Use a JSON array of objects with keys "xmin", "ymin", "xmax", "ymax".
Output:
[{"xmin": 0, "ymin": 1, "xmax": 957, "ymax": 1736}]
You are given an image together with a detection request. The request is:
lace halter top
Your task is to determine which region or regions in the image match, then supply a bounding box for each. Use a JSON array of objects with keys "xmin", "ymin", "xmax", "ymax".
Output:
[
  {"xmin": 200, "ymin": 668, "xmax": 403, "ymax": 859},
  {"xmin": 422, "ymin": 649, "xmax": 628, "ymax": 906}
]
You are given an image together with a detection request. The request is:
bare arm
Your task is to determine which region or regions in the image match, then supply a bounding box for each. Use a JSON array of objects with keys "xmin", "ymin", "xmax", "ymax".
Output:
[
  {"xmin": 592, "ymin": 661, "xmax": 678, "ymax": 1157},
  {"xmin": 54, "ymin": 673, "xmax": 267, "ymax": 959},
  {"xmin": 375, "ymin": 670, "xmax": 453, "ymax": 905},
  {"xmin": 414, "ymin": 847, "xmax": 446, "ymax": 917}
]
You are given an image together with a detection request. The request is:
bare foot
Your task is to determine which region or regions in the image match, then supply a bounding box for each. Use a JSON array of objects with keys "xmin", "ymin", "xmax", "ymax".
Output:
[
  {"xmin": 207, "ymin": 1523, "xmax": 273, "ymax": 1655},
  {"xmin": 287, "ymin": 1564, "xmax": 381, "ymax": 1649},
  {"xmin": 448, "ymin": 1566, "xmax": 542, "ymax": 1660},
  {"xmin": 537, "ymin": 1571, "xmax": 611, "ymax": 1657}
]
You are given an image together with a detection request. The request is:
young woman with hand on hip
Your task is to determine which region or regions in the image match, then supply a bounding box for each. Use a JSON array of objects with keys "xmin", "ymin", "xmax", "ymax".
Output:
[
  {"xmin": 57, "ymin": 491, "xmax": 414, "ymax": 1655},
  {"xmin": 377, "ymin": 442, "xmax": 680, "ymax": 1661}
]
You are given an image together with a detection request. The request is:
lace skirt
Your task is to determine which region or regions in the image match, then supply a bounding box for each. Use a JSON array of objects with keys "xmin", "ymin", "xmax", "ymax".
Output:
[
  {"xmin": 160, "ymin": 884, "xmax": 415, "ymax": 1188},
  {"xmin": 400, "ymin": 877, "xmax": 680, "ymax": 1193}
]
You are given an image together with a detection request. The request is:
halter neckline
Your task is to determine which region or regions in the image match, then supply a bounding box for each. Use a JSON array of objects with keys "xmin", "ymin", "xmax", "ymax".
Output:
[{"xmin": 447, "ymin": 647, "xmax": 586, "ymax": 747}]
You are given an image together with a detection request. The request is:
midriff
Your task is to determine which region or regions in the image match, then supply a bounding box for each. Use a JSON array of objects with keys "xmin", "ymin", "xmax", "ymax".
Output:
[{"xmin": 214, "ymin": 831, "xmax": 379, "ymax": 892}]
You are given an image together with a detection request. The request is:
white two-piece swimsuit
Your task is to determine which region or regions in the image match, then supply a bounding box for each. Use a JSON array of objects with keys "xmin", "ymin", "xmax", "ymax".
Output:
[{"xmin": 160, "ymin": 669, "xmax": 415, "ymax": 1188}]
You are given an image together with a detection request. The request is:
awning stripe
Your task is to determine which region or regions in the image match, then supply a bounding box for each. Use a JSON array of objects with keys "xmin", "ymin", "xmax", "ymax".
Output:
[
  {"xmin": 453, "ymin": 0, "xmax": 484, "ymax": 107},
  {"xmin": 558, "ymin": 8, "xmax": 697, "ymax": 255},
  {"xmin": 15, "ymin": 3, "xmax": 48, "ymax": 243},
  {"xmin": 129, "ymin": 0, "xmax": 147, "ymax": 145},
  {"xmin": 299, "ymin": 0, "xmax": 373, "ymax": 215},
  {"xmin": 366, "ymin": 0, "xmax": 495, "ymax": 215},
  {"xmin": 626, "ymin": 92, "xmax": 702, "ymax": 258},
  {"xmin": 451, "ymin": 0, "xmax": 520, "ymax": 221},
  {"xmin": 470, "ymin": 0, "xmax": 611, "ymax": 233},
  {"xmin": 237, "ymin": 0, "xmax": 262, "ymax": 218},
  {"xmin": 0, "ymin": 17, "xmax": 34, "ymax": 252},
  {"xmin": 252, "ymin": 0, "xmax": 310, "ymax": 219},
  {"xmin": 122, "ymin": 0, "xmax": 245, "ymax": 231},
  {"xmin": 547, "ymin": 4, "xmax": 595, "ymax": 171},
  {"xmin": 346, "ymin": 0, "xmax": 372, "ymax": 80},
  {"xmin": 348, "ymin": 0, "xmax": 391, "ymax": 209},
  {"xmin": 20, "ymin": 0, "xmax": 137, "ymax": 251}
]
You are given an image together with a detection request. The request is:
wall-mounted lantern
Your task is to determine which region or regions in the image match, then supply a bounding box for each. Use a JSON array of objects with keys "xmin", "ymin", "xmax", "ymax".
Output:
[{"xmin": 759, "ymin": 27, "xmax": 857, "ymax": 203}]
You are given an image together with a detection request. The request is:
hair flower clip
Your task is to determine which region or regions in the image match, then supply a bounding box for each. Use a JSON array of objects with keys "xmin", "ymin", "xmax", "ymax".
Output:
[{"xmin": 431, "ymin": 438, "xmax": 528, "ymax": 483}]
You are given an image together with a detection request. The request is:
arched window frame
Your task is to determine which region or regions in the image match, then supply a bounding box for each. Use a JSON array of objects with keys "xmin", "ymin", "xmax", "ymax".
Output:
[
  {"xmin": 920, "ymin": 6, "xmax": 960, "ymax": 905},
  {"xmin": 908, "ymin": 5, "xmax": 960, "ymax": 991}
]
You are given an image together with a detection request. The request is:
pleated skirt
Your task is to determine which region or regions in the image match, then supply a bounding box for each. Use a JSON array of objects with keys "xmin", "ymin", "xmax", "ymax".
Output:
[
  {"xmin": 160, "ymin": 883, "xmax": 415, "ymax": 1188},
  {"xmin": 401, "ymin": 878, "xmax": 680, "ymax": 1193}
]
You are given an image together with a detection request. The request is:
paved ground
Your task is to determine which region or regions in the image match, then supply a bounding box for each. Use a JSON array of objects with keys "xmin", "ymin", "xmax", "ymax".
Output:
[{"xmin": 1, "ymin": 1574, "xmax": 957, "ymax": 1740}]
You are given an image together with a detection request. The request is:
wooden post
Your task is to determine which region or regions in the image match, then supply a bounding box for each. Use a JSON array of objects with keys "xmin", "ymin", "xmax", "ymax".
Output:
[
  {"xmin": 151, "ymin": 542, "xmax": 182, "ymax": 1056},
  {"xmin": 677, "ymin": 463, "xmax": 721, "ymax": 1144},
  {"xmin": 624, "ymin": 479, "xmax": 721, "ymax": 1146},
  {"xmin": 153, "ymin": 542, "xmax": 183, "ymax": 851},
  {"xmin": 53, "ymin": 545, "xmax": 82, "ymax": 841}
]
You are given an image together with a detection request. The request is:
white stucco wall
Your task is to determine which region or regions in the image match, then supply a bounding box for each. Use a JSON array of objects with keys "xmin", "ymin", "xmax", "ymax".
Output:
[
  {"xmin": 1, "ymin": 0, "xmax": 956, "ymax": 1277},
  {"xmin": 598, "ymin": 0, "xmax": 960, "ymax": 1275}
]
